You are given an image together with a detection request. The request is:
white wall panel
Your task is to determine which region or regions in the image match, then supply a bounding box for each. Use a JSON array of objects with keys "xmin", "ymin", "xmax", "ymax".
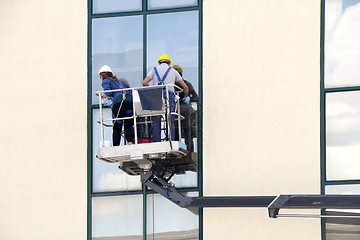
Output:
[
  {"xmin": 203, "ymin": 0, "xmax": 321, "ymax": 239},
  {"xmin": 0, "ymin": 0, "xmax": 87, "ymax": 239}
]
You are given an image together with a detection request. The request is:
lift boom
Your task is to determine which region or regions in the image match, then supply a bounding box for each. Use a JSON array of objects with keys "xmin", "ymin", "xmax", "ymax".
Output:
[
  {"xmin": 96, "ymin": 85, "xmax": 360, "ymax": 219},
  {"xmin": 141, "ymin": 170, "xmax": 360, "ymax": 219}
]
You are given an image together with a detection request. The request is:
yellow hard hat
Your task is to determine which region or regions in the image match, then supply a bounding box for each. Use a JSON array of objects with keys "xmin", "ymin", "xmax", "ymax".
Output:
[
  {"xmin": 158, "ymin": 54, "xmax": 171, "ymax": 65},
  {"xmin": 172, "ymin": 65, "xmax": 182, "ymax": 73}
]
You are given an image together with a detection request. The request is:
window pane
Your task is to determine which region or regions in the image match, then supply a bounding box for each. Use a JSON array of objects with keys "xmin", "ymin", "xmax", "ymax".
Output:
[
  {"xmin": 325, "ymin": 185, "xmax": 360, "ymax": 240},
  {"xmin": 92, "ymin": 16, "xmax": 143, "ymax": 105},
  {"xmin": 92, "ymin": 195, "xmax": 143, "ymax": 239},
  {"xmin": 147, "ymin": 11, "xmax": 198, "ymax": 91},
  {"xmin": 147, "ymin": 11, "xmax": 199, "ymax": 187},
  {"xmin": 93, "ymin": 109, "xmax": 141, "ymax": 192},
  {"xmin": 325, "ymin": 0, "xmax": 360, "ymax": 87},
  {"xmin": 326, "ymin": 92, "xmax": 360, "ymax": 180},
  {"xmin": 326, "ymin": 184, "xmax": 360, "ymax": 195},
  {"xmin": 147, "ymin": 193, "xmax": 199, "ymax": 239},
  {"xmin": 93, "ymin": 0, "xmax": 142, "ymax": 14},
  {"xmin": 148, "ymin": 0, "xmax": 197, "ymax": 10}
]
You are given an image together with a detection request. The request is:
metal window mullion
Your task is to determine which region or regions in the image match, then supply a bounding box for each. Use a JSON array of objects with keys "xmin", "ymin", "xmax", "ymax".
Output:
[
  {"xmin": 90, "ymin": 7, "xmax": 199, "ymax": 19},
  {"xmin": 146, "ymin": 6, "xmax": 199, "ymax": 15},
  {"xmin": 91, "ymin": 190, "xmax": 144, "ymax": 197},
  {"xmin": 320, "ymin": 0, "xmax": 326, "ymax": 238},
  {"xmin": 87, "ymin": 0, "xmax": 94, "ymax": 239},
  {"xmin": 143, "ymin": 184, "xmax": 147, "ymax": 240},
  {"xmin": 142, "ymin": 2, "xmax": 147, "ymax": 239},
  {"xmin": 198, "ymin": 1, "xmax": 203, "ymax": 239},
  {"xmin": 91, "ymin": 10, "xmax": 144, "ymax": 19},
  {"xmin": 325, "ymin": 180, "xmax": 360, "ymax": 186},
  {"xmin": 324, "ymin": 86, "xmax": 360, "ymax": 93}
]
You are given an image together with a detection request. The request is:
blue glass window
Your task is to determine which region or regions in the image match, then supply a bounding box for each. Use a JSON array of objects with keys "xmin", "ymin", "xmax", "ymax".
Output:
[
  {"xmin": 148, "ymin": 0, "xmax": 197, "ymax": 10},
  {"xmin": 92, "ymin": 15, "xmax": 143, "ymax": 104},
  {"xmin": 147, "ymin": 11, "xmax": 199, "ymax": 187},
  {"xmin": 325, "ymin": 0, "xmax": 360, "ymax": 87},
  {"xmin": 93, "ymin": 0, "xmax": 142, "ymax": 14},
  {"xmin": 92, "ymin": 195, "xmax": 143, "ymax": 238}
]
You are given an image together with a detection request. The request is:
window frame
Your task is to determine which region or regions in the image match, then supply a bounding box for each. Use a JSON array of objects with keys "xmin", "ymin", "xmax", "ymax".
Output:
[
  {"xmin": 87, "ymin": 0, "xmax": 203, "ymax": 239},
  {"xmin": 320, "ymin": 0, "xmax": 360, "ymax": 239}
]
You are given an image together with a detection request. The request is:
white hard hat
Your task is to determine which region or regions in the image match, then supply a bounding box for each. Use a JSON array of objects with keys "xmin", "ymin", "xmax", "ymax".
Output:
[{"xmin": 98, "ymin": 65, "xmax": 112, "ymax": 74}]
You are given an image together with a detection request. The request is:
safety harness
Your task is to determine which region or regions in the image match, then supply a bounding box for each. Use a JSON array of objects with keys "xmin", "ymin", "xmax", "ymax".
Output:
[
  {"xmin": 112, "ymin": 80, "xmax": 133, "ymax": 125},
  {"xmin": 154, "ymin": 66, "xmax": 172, "ymax": 85}
]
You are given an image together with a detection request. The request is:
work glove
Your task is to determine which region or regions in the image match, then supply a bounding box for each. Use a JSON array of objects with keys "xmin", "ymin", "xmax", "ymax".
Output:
[
  {"xmin": 182, "ymin": 96, "xmax": 190, "ymax": 105},
  {"xmin": 104, "ymin": 100, "xmax": 112, "ymax": 107}
]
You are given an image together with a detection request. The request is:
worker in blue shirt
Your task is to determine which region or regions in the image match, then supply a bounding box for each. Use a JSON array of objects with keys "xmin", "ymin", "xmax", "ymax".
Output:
[
  {"xmin": 143, "ymin": 54, "xmax": 189, "ymax": 142},
  {"xmin": 99, "ymin": 65, "xmax": 134, "ymax": 146}
]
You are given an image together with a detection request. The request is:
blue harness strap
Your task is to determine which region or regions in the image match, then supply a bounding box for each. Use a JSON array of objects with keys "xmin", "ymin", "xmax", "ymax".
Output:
[
  {"xmin": 113, "ymin": 80, "xmax": 131, "ymax": 95},
  {"xmin": 154, "ymin": 66, "xmax": 172, "ymax": 85}
]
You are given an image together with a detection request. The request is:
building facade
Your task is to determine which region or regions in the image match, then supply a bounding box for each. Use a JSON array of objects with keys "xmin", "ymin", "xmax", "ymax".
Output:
[{"xmin": 1, "ymin": 0, "xmax": 359, "ymax": 239}]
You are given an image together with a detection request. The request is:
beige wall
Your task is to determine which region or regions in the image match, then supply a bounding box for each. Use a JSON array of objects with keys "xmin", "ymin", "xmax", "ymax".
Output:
[
  {"xmin": 203, "ymin": 0, "xmax": 321, "ymax": 239},
  {"xmin": 0, "ymin": 0, "xmax": 87, "ymax": 239},
  {"xmin": 0, "ymin": 0, "xmax": 322, "ymax": 238}
]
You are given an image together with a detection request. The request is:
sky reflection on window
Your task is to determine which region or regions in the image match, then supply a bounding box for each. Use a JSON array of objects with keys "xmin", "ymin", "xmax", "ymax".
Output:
[
  {"xmin": 326, "ymin": 91, "xmax": 360, "ymax": 180},
  {"xmin": 325, "ymin": 0, "xmax": 360, "ymax": 87}
]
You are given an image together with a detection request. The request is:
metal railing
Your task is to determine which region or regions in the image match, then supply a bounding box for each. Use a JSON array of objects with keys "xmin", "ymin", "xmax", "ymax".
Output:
[{"xmin": 95, "ymin": 84, "xmax": 185, "ymax": 148}]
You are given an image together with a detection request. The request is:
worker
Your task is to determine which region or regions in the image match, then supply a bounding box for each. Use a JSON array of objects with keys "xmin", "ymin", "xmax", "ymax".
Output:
[
  {"xmin": 173, "ymin": 65, "xmax": 198, "ymax": 100},
  {"xmin": 142, "ymin": 54, "xmax": 189, "ymax": 142},
  {"xmin": 99, "ymin": 65, "xmax": 134, "ymax": 146},
  {"xmin": 172, "ymin": 65, "xmax": 198, "ymax": 152}
]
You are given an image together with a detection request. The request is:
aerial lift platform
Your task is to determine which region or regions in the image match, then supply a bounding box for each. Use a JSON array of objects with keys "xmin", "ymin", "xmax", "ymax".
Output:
[
  {"xmin": 96, "ymin": 85, "xmax": 360, "ymax": 219},
  {"xmin": 96, "ymin": 85, "xmax": 197, "ymax": 177}
]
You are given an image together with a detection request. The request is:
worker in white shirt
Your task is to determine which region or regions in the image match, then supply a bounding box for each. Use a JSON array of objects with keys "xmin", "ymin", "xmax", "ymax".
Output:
[{"xmin": 143, "ymin": 54, "xmax": 189, "ymax": 142}]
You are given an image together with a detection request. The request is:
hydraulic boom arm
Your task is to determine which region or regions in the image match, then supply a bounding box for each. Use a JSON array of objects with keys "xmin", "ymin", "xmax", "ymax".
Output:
[{"xmin": 141, "ymin": 170, "xmax": 360, "ymax": 219}]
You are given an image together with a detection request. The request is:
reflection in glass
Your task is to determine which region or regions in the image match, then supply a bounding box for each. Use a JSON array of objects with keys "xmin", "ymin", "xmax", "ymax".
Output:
[
  {"xmin": 92, "ymin": 195, "xmax": 143, "ymax": 239},
  {"xmin": 326, "ymin": 92, "xmax": 360, "ymax": 180},
  {"xmin": 147, "ymin": 11, "xmax": 199, "ymax": 187},
  {"xmin": 92, "ymin": 16, "xmax": 143, "ymax": 104},
  {"xmin": 93, "ymin": 0, "xmax": 142, "ymax": 14},
  {"xmin": 325, "ymin": 0, "xmax": 360, "ymax": 87},
  {"xmin": 325, "ymin": 185, "xmax": 360, "ymax": 240},
  {"xmin": 148, "ymin": 0, "xmax": 197, "ymax": 10},
  {"xmin": 93, "ymin": 109, "xmax": 141, "ymax": 192},
  {"xmin": 147, "ymin": 11, "xmax": 198, "ymax": 92},
  {"xmin": 147, "ymin": 193, "xmax": 199, "ymax": 239},
  {"xmin": 326, "ymin": 184, "xmax": 360, "ymax": 195}
]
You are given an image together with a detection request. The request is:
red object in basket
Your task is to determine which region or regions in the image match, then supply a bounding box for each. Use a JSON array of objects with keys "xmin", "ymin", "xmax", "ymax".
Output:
[{"xmin": 133, "ymin": 138, "xmax": 152, "ymax": 144}]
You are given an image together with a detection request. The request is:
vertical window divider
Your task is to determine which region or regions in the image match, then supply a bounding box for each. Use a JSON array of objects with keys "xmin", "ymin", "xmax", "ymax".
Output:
[
  {"xmin": 143, "ymin": 185, "xmax": 147, "ymax": 240},
  {"xmin": 198, "ymin": 0, "xmax": 203, "ymax": 239},
  {"xmin": 142, "ymin": 2, "xmax": 147, "ymax": 238},
  {"xmin": 320, "ymin": 0, "xmax": 326, "ymax": 239},
  {"xmin": 87, "ymin": 0, "xmax": 93, "ymax": 239},
  {"xmin": 143, "ymin": 0, "xmax": 148, "ymax": 80}
]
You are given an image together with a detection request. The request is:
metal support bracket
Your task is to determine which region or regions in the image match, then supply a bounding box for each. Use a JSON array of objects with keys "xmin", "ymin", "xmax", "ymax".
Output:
[
  {"xmin": 268, "ymin": 195, "xmax": 360, "ymax": 218},
  {"xmin": 140, "ymin": 170, "xmax": 194, "ymax": 207},
  {"xmin": 268, "ymin": 195, "xmax": 292, "ymax": 218}
]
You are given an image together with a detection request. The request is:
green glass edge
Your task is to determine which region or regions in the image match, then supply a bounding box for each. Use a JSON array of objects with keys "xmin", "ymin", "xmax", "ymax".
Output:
[
  {"xmin": 325, "ymin": 86, "xmax": 360, "ymax": 93},
  {"xmin": 92, "ymin": 190, "xmax": 144, "ymax": 197},
  {"xmin": 143, "ymin": 185, "xmax": 147, "ymax": 240},
  {"xmin": 325, "ymin": 180, "xmax": 360, "ymax": 185},
  {"xmin": 87, "ymin": 0, "xmax": 93, "ymax": 239},
  {"xmin": 198, "ymin": 0, "xmax": 203, "ymax": 239},
  {"xmin": 91, "ymin": 6, "xmax": 199, "ymax": 19},
  {"xmin": 142, "ymin": 2, "xmax": 147, "ymax": 238},
  {"xmin": 320, "ymin": 0, "xmax": 326, "ymax": 238}
]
